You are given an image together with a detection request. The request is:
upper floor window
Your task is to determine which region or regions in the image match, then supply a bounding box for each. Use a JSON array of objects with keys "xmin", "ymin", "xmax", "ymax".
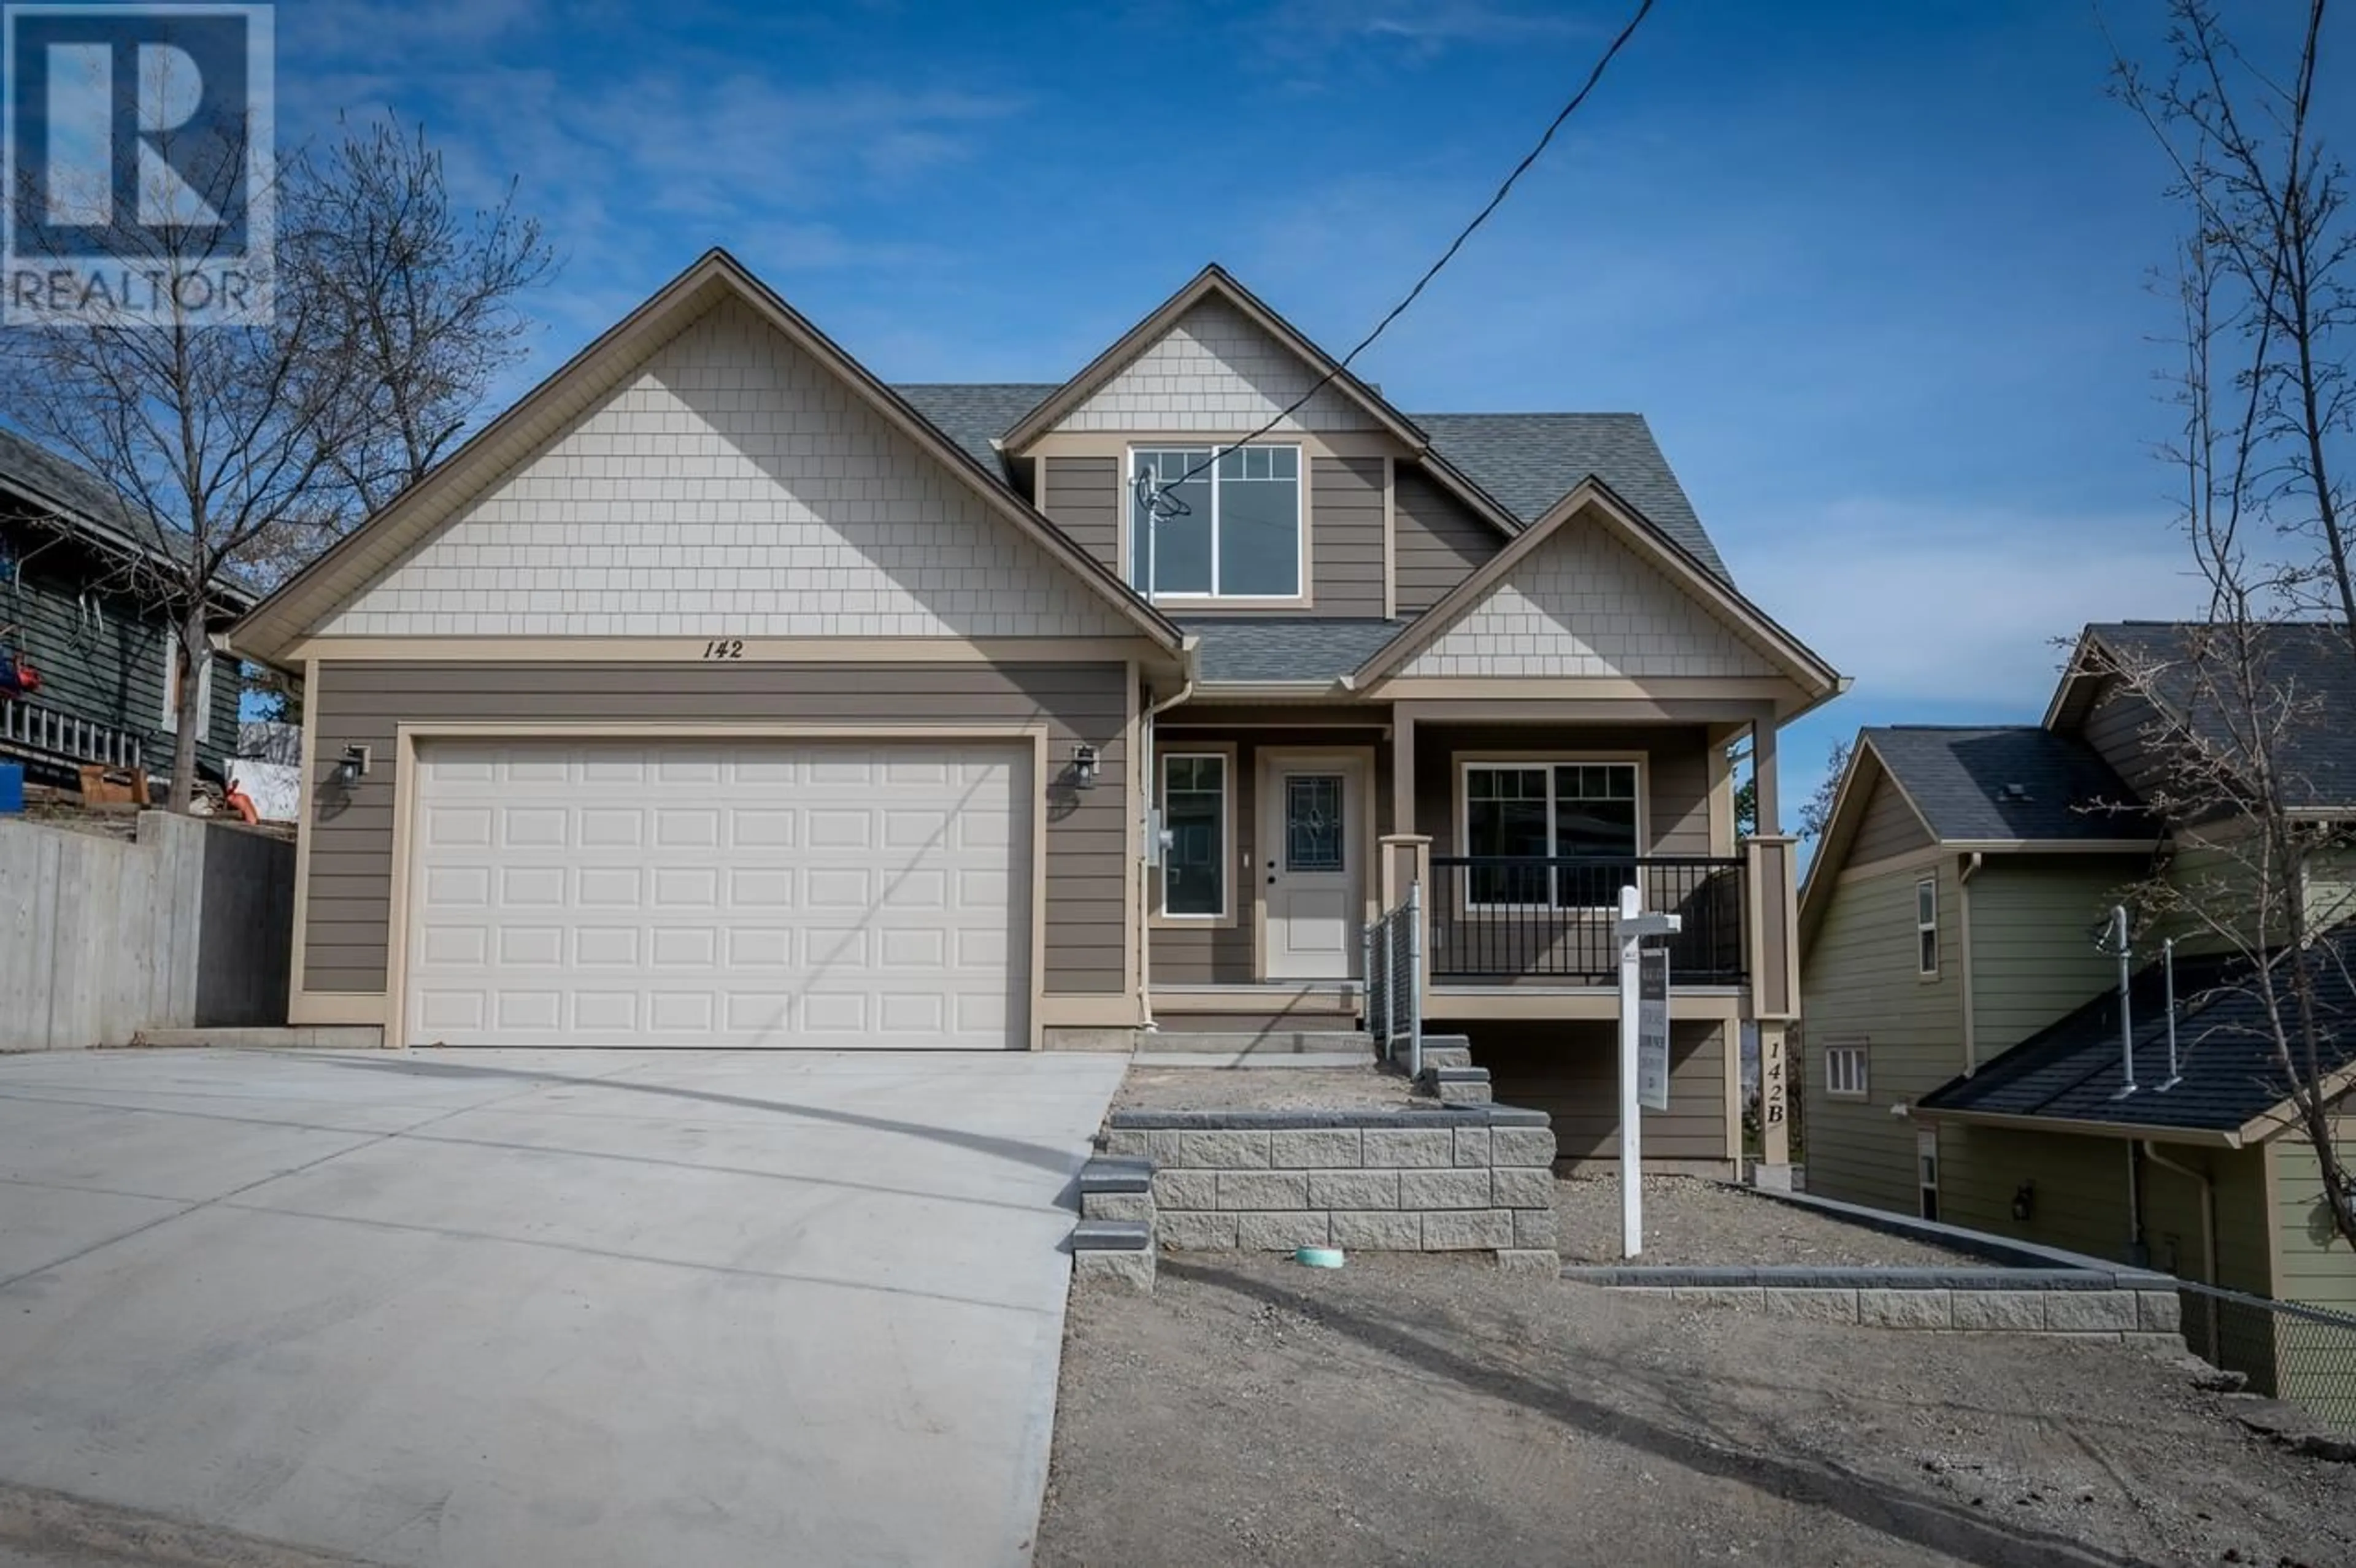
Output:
[
  {"xmin": 1128, "ymin": 445, "xmax": 1301, "ymax": 600},
  {"xmin": 1915, "ymin": 877, "xmax": 1939, "ymax": 977}
]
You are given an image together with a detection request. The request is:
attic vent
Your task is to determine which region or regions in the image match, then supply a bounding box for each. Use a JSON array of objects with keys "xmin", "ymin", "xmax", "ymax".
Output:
[{"xmin": 1995, "ymin": 783, "xmax": 2033, "ymax": 802}]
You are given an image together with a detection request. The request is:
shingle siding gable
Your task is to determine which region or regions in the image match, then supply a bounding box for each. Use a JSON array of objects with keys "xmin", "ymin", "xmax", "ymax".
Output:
[
  {"xmin": 323, "ymin": 297, "xmax": 1131, "ymax": 641},
  {"xmin": 1053, "ymin": 298, "xmax": 1376, "ymax": 435}
]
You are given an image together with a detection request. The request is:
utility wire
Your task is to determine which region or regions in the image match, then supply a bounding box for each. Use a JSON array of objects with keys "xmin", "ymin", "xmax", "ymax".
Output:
[{"xmin": 1139, "ymin": 0, "xmax": 1658, "ymax": 531}]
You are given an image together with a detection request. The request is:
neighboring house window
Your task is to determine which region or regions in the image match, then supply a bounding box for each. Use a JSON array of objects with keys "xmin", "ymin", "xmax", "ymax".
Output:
[
  {"xmin": 1915, "ymin": 877, "xmax": 1938, "ymax": 977},
  {"xmin": 1128, "ymin": 445, "xmax": 1301, "ymax": 600},
  {"xmin": 1824, "ymin": 1039, "xmax": 1869, "ymax": 1099},
  {"xmin": 160, "ymin": 640, "xmax": 213, "ymax": 742},
  {"xmin": 1160, "ymin": 753, "xmax": 1228, "ymax": 918},
  {"xmin": 1460, "ymin": 761, "xmax": 1640, "ymax": 907},
  {"xmin": 1917, "ymin": 1126, "xmax": 1941, "ymax": 1223}
]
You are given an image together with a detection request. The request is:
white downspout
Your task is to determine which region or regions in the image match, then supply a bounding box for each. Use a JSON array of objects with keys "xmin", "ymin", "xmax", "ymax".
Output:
[
  {"xmin": 2144, "ymin": 1139, "xmax": 2218, "ymax": 1361},
  {"xmin": 1138, "ymin": 660, "xmax": 1197, "ymax": 1034},
  {"xmin": 1958, "ymin": 853, "xmax": 1984, "ymax": 1075}
]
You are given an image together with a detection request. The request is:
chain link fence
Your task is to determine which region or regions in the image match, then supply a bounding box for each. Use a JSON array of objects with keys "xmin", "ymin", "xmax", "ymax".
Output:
[{"xmin": 2177, "ymin": 1280, "xmax": 2356, "ymax": 1432}]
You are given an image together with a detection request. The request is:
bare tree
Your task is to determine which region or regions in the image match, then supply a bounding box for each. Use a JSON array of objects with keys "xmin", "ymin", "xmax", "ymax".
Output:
[
  {"xmin": 2103, "ymin": 0, "xmax": 2356, "ymax": 1252},
  {"xmin": 1798, "ymin": 737, "xmax": 1851, "ymax": 845},
  {"xmin": 0, "ymin": 77, "xmax": 553, "ymax": 809}
]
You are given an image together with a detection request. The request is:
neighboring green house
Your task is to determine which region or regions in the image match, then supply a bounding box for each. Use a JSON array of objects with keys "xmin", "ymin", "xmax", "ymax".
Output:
[
  {"xmin": 1800, "ymin": 623, "xmax": 2356, "ymax": 1413},
  {"xmin": 0, "ymin": 428, "xmax": 247, "ymax": 789}
]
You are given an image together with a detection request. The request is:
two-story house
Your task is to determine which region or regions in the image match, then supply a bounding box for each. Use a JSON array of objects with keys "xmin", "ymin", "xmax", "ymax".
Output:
[
  {"xmin": 229, "ymin": 251, "xmax": 1842, "ymax": 1174},
  {"xmin": 0, "ymin": 429, "xmax": 247, "ymax": 794},
  {"xmin": 1800, "ymin": 623, "xmax": 2355, "ymax": 1402}
]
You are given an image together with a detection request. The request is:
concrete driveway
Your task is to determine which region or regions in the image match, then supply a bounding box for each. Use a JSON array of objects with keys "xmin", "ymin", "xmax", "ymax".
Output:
[{"xmin": 0, "ymin": 1047, "xmax": 1125, "ymax": 1567}]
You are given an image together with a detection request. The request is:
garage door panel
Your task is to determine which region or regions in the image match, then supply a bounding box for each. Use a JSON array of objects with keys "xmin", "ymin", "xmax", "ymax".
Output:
[{"xmin": 406, "ymin": 738, "xmax": 1028, "ymax": 1049}]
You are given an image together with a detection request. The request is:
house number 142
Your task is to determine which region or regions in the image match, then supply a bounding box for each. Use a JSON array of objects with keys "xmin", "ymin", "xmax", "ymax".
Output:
[{"xmin": 701, "ymin": 639, "xmax": 745, "ymax": 660}]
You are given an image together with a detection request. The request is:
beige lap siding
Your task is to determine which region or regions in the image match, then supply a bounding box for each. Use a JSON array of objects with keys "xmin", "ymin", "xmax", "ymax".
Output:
[
  {"xmin": 303, "ymin": 661, "xmax": 1128, "ymax": 996},
  {"xmin": 1458, "ymin": 1018, "xmax": 1732, "ymax": 1164},
  {"xmin": 1309, "ymin": 456, "xmax": 1385, "ymax": 618},
  {"xmin": 1393, "ymin": 465, "xmax": 1500, "ymax": 615},
  {"xmin": 1041, "ymin": 457, "xmax": 1120, "ymax": 575}
]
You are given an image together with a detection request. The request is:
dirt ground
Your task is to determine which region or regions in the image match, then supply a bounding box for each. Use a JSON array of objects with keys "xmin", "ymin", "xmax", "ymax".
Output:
[
  {"xmin": 1037, "ymin": 1252, "xmax": 2356, "ymax": 1568},
  {"xmin": 1558, "ymin": 1175, "xmax": 1985, "ymax": 1268},
  {"xmin": 1111, "ymin": 1063, "xmax": 1420, "ymax": 1113}
]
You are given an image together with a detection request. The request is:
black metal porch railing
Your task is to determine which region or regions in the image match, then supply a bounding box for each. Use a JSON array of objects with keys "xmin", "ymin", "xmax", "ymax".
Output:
[{"xmin": 1426, "ymin": 856, "xmax": 1749, "ymax": 985}]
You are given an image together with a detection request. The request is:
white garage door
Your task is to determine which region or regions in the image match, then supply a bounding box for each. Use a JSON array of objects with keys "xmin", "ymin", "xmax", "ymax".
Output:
[{"xmin": 403, "ymin": 739, "xmax": 1029, "ymax": 1049}]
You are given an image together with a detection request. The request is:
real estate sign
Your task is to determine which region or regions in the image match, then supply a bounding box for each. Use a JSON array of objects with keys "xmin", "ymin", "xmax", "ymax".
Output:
[{"xmin": 1637, "ymin": 948, "xmax": 1669, "ymax": 1113}]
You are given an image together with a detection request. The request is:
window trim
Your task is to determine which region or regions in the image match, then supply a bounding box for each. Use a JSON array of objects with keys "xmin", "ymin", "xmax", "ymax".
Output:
[
  {"xmin": 1154, "ymin": 746, "xmax": 1236, "ymax": 926},
  {"xmin": 1453, "ymin": 753, "xmax": 1648, "ymax": 913},
  {"xmin": 1823, "ymin": 1038, "xmax": 1869, "ymax": 1101},
  {"xmin": 159, "ymin": 638, "xmax": 214, "ymax": 742},
  {"xmin": 1915, "ymin": 876, "xmax": 1939, "ymax": 979},
  {"xmin": 1125, "ymin": 442, "xmax": 1309, "ymax": 607}
]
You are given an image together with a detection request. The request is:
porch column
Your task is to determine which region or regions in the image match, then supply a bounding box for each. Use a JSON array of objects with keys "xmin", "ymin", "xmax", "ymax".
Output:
[
  {"xmin": 1750, "ymin": 713, "xmax": 1781, "ymax": 836},
  {"xmin": 1390, "ymin": 707, "xmax": 1416, "ymax": 847}
]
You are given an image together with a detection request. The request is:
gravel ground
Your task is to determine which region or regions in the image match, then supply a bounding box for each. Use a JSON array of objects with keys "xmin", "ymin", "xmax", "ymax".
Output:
[
  {"xmin": 1111, "ymin": 1063, "xmax": 1423, "ymax": 1113},
  {"xmin": 1038, "ymin": 1253, "xmax": 2356, "ymax": 1568},
  {"xmin": 1557, "ymin": 1175, "xmax": 1987, "ymax": 1268}
]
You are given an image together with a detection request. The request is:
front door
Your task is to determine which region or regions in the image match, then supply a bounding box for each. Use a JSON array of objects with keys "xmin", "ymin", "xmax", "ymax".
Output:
[{"xmin": 1261, "ymin": 755, "xmax": 1365, "ymax": 980}]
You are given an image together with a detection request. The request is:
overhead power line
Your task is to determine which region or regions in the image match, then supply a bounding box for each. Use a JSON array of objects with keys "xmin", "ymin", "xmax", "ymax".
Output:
[{"xmin": 1138, "ymin": 0, "xmax": 1658, "ymax": 532}]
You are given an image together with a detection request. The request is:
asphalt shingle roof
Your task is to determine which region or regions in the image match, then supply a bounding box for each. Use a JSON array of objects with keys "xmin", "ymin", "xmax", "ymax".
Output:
[
  {"xmin": 1414, "ymin": 413, "xmax": 1730, "ymax": 583},
  {"xmin": 1919, "ymin": 926, "xmax": 2356, "ymax": 1134},
  {"xmin": 888, "ymin": 388, "xmax": 1733, "ymax": 588},
  {"xmin": 0, "ymin": 426, "xmax": 256, "ymax": 609},
  {"xmin": 1863, "ymin": 726, "xmax": 2160, "ymax": 845},
  {"xmin": 2088, "ymin": 621, "xmax": 2356, "ymax": 810},
  {"xmin": 1177, "ymin": 617, "xmax": 1405, "ymax": 685}
]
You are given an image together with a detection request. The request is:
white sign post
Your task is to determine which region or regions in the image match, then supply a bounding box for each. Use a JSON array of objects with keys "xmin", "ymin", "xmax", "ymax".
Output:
[{"xmin": 1616, "ymin": 885, "xmax": 1682, "ymax": 1259}]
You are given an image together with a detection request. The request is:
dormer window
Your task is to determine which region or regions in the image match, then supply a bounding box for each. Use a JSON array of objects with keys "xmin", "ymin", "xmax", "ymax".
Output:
[{"xmin": 1128, "ymin": 444, "xmax": 1301, "ymax": 600}]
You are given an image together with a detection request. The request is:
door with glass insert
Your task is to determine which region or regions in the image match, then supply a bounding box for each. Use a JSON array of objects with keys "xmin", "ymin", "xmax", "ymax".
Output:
[{"xmin": 1261, "ymin": 755, "xmax": 1365, "ymax": 980}]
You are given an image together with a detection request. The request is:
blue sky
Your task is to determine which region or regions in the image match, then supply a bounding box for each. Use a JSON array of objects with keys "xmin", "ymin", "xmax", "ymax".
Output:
[{"xmin": 279, "ymin": 0, "xmax": 2325, "ymax": 815}]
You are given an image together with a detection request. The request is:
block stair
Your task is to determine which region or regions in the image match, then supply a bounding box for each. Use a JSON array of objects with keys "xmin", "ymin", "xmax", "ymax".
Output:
[
  {"xmin": 1072, "ymin": 1158, "xmax": 1157, "ymax": 1289},
  {"xmin": 1409, "ymin": 1034, "xmax": 1492, "ymax": 1105}
]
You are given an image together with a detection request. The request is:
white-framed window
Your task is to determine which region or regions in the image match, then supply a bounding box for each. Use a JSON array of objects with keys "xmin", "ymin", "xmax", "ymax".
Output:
[
  {"xmin": 1915, "ymin": 877, "xmax": 1939, "ymax": 977},
  {"xmin": 160, "ymin": 639, "xmax": 213, "ymax": 741},
  {"xmin": 1824, "ymin": 1037, "xmax": 1869, "ymax": 1099},
  {"xmin": 1459, "ymin": 759, "xmax": 1641, "ymax": 908},
  {"xmin": 1160, "ymin": 752, "xmax": 1229, "ymax": 918},
  {"xmin": 1128, "ymin": 444, "xmax": 1302, "ymax": 600},
  {"xmin": 1917, "ymin": 1126, "xmax": 1941, "ymax": 1222}
]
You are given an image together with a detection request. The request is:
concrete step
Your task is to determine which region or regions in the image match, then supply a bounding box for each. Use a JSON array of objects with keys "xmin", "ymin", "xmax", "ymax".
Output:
[
  {"xmin": 1415, "ymin": 1063, "xmax": 1495, "ymax": 1107},
  {"xmin": 1140, "ymin": 1031, "xmax": 1376, "ymax": 1056},
  {"xmin": 1071, "ymin": 1218, "xmax": 1152, "ymax": 1252},
  {"xmin": 1418, "ymin": 1041, "xmax": 1474, "ymax": 1071},
  {"xmin": 1131, "ymin": 1051, "xmax": 1374, "ymax": 1070}
]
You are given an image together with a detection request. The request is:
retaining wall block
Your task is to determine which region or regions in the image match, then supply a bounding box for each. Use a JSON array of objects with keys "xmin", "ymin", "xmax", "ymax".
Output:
[
  {"xmin": 1080, "ymin": 1191, "xmax": 1152, "ymax": 1224},
  {"xmin": 1949, "ymin": 1291, "xmax": 2048, "ymax": 1332},
  {"xmin": 1490, "ymin": 1127, "xmax": 1558, "ymax": 1167},
  {"xmin": 1215, "ymin": 1170, "xmax": 1311, "ymax": 1210},
  {"xmin": 1452, "ymin": 1127, "xmax": 1492, "ymax": 1167},
  {"xmin": 1513, "ymin": 1209, "xmax": 1559, "ymax": 1250},
  {"xmin": 1100, "ymin": 1129, "xmax": 1151, "ymax": 1160},
  {"xmin": 1496, "ymin": 1248, "xmax": 1560, "ymax": 1275},
  {"xmin": 1267, "ymin": 1128, "xmax": 1363, "ymax": 1167},
  {"xmin": 2044, "ymin": 1291, "xmax": 2139, "ymax": 1334},
  {"xmin": 1074, "ymin": 1249, "xmax": 1156, "ymax": 1290},
  {"xmin": 1158, "ymin": 1210, "xmax": 1240, "ymax": 1250},
  {"xmin": 1361, "ymin": 1128, "xmax": 1456, "ymax": 1168},
  {"xmin": 1422, "ymin": 1209, "xmax": 1514, "ymax": 1251},
  {"xmin": 2138, "ymin": 1291, "xmax": 2183, "ymax": 1334},
  {"xmin": 1490, "ymin": 1166, "xmax": 1555, "ymax": 1209},
  {"xmin": 1858, "ymin": 1289, "xmax": 1955, "ymax": 1329},
  {"xmin": 1398, "ymin": 1168, "xmax": 1492, "ymax": 1210},
  {"xmin": 1330, "ymin": 1210, "xmax": 1423, "ymax": 1249},
  {"xmin": 1759, "ymin": 1289, "xmax": 1860, "ymax": 1324},
  {"xmin": 1306, "ymin": 1170, "xmax": 1399, "ymax": 1210},
  {"xmin": 1150, "ymin": 1169, "xmax": 1217, "ymax": 1210},
  {"xmin": 1157, "ymin": 1129, "xmax": 1271, "ymax": 1169},
  {"xmin": 1674, "ymin": 1286, "xmax": 1768, "ymax": 1312},
  {"xmin": 1236, "ymin": 1212, "xmax": 1332, "ymax": 1251}
]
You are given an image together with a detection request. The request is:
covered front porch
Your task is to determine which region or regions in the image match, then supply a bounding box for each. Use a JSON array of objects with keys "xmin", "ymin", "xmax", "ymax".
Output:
[{"xmin": 1142, "ymin": 697, "xmax": 1800, "ymax": 1030}]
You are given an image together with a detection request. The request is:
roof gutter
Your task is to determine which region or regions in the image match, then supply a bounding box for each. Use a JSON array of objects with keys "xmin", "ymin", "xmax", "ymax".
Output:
[
  {"xmin": 1911, "ymin": 1104, "xmax": 2242, "ymax": 1148},
  {"xmin": 1190, "ymin": 680, "xmax": 1354, "ymax": 703}
]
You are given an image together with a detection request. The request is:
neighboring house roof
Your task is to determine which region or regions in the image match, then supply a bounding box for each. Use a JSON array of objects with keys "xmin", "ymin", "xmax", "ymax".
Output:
[
  {"xmin": 233, "ymin": 250, "xmax": 1189, "ymax": 666},
  {"xmin": 1179, "ymin": 617, "xmax": 1404, "ymax": 686},
  {"xmin": 1862, "ymin": 726, "xmax": 2160, "ymax": 844},
  {"xmin": 1414, "ymin": 413, "xmax": 1727, "ymax": 583},
  {"xmin": 2052, "ymin": 621, "xmax": 2356, "ymax": 811},
  {"xmin": 1917, "ymin": 924, "xmax": 2356, "ymax": 1143},
  {"xmin": 0, "ymin": 427, "xmax": 257, "ymax": 612}
]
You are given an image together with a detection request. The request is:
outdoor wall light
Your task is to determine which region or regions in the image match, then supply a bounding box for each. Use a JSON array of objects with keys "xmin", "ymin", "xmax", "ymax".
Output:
[
  {"xmin": 1071, "ymin": 744, "xmax": 1101, "ymax": 791},
  {"xmin": 2012, "ymin": 1181, "xmax": 2036, "ymax": 1222},
  {"xmin": 331, "ymin": 745, "xmax": 371, "ymax": 790}
]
